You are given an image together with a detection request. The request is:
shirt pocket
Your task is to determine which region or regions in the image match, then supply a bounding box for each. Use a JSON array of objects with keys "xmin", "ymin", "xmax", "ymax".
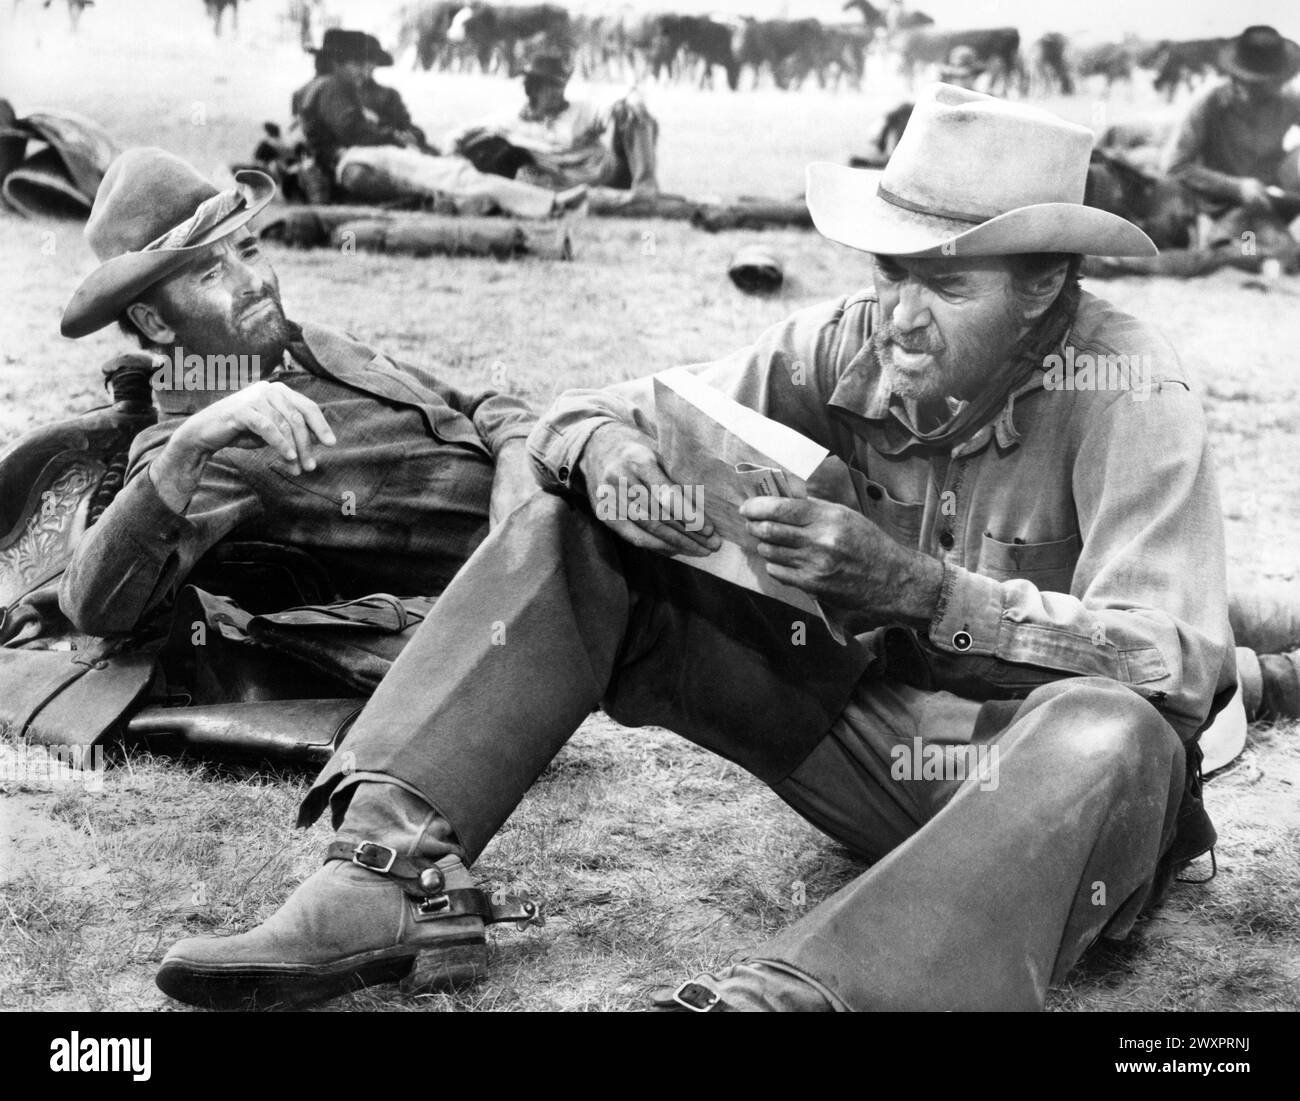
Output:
[
  {"xmin": 855, "ymin": 470, "xmax": 925, "ymax": 548},
  {"xmin": 977, "ymin": 531, "xmax": 1081, "ymax": 594}
]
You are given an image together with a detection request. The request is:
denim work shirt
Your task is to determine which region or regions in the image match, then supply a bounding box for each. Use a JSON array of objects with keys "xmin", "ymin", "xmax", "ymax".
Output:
[
  {"xmin": 528, "ymin": 288, "xmax": 1237, "ymax": 742},
  {"xmin": 60, "ymin": 321, "xmax": 536, "ymax": 637}
]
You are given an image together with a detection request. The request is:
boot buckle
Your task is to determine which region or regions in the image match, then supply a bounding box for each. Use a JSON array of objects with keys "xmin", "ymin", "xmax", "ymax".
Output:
[
  {"xmin": 350, "ymin": 840, "xmax": 398, "ymax": 874},
  {"xmin": 672, "ymin": 981, "xmax": 721, "ymax": 1012}
]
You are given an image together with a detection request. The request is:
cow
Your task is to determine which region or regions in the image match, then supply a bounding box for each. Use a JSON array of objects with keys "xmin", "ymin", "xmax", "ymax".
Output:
[
  {"xmin": 204, "ymin": 0, "xmax": 240, "ymax": 38},
  {"xmin": 840, "ymin": 0, "xmax": 889, "ymax": 35},
  {"xmin": 1033, "ymin": 32, "xmax": 1074, "ymax": 96},
  {"xmin": 898, "ymin": 27, "xmax": 1021, "ymax": 94},
  {"xmin": 446, "ymin": 3, "xmax": 572, "ymax": 75},
  {"xmin": 1075, "ymin": 40, "xmax": 1141, "ymax": 94},
  {"xmin": 648, "ymin": 14, "xmax": 740, "ymax": 91},
  {"xmin": 819, "ymin": 24, "xmax": 872, "ymax": 90},
  {"xmin": 571, "ymin": 11, "xmax": 638, "ymax": 82},
  {"xmin": 734, "ymin": 18, "xmax": 830, "ymax": 91},
  {"xmin": 13, "ymin": 0, "xmax": 94, "ymax": 31},
  {"xmin": 399, "ymin": 2, "xmax": 465, "ymax": 71},
  {"xmin": 1147, "ymin": 38, "xmax": 1229, "ymax": 101}
]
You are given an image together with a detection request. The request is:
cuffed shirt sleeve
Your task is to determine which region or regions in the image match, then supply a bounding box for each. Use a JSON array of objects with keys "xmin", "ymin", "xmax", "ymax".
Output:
[{"xmin": 924, "ymin": 379, "xmax": 1233, "ymax": 740}]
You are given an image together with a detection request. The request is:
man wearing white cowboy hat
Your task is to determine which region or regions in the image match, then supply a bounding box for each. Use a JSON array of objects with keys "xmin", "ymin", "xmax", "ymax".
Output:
[
  {"xmin": 57, "ymin": 147, "xmax": 541, "ymax": 638},
  {"xmin": 1163, "ymin": 24, "xmax": 1300, "ymax": 264},
  {"xmin": 156, "ymin": 85, "xmax": 1236, "ymax": 1012}
]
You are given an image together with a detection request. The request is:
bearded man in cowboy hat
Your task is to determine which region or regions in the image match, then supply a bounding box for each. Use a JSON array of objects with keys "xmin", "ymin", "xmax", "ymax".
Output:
[
  {"xmin": 292, "ymin": 29, "xmax": 583, "ymax": 215},
  {"xmin": 447, "ymin": 51, "xmax": 661, "ymax": 202},
  {"xmin": 156, "ymin": 85, "xmax": 1236, "ymax": 1012},
  {"xmin": 57, "ymin": 148, "xmax": 541, "ymax": 639},
  {"xmin": 1163, "ymin": 25, "xmax": 1300, "ymax": 264}
]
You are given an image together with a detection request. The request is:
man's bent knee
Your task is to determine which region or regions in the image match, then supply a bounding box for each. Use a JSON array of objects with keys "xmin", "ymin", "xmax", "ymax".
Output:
[{"xmin": 1019, "ymin": 676, "xmax": 1176, "ymax": 766}]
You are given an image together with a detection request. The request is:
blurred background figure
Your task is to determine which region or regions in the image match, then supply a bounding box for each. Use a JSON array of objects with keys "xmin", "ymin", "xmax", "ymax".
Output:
[
  {"xmin": 447, "ymin": 51, "xmax": 661, "ymax": 202},
  {"xmin": 1163, "ymin": 24, "xmax": 1300, "ymax": 269}
]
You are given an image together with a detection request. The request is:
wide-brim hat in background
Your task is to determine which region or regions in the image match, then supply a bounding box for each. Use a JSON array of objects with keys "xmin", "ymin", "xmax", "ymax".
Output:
[
  {"xmin": 362, "ymin": 33, "xmax": 395, "ymax": 67},
  {"xmin": 61, "ymin": 147, "xmax": 276, "ymax": 339},
  {"xmin": 807, "ymin": 83, "xmax": 1157, "ymax": 259},
  {"xmin": 1218, "ymin": 25, "xmax": 1300, "ymax": 84},
  {"xmin": 311, "ymin": 27, "xmax": 393, "ymax": 66},
  {"xmin": 523, "ymin": 52, "xmax": 572, "ymax": 85}
]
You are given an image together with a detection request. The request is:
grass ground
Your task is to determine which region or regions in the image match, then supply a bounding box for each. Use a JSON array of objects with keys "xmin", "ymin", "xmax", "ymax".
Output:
[{"xmin": 1, "ymin": 9, "xmax": 1298, "ymax": 1012}]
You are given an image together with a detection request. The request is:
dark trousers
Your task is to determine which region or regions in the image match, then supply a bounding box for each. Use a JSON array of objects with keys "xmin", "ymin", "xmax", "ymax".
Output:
[{"xmin": 303, "ymin": 492, "xmax": 1184, "ymax": 1009}]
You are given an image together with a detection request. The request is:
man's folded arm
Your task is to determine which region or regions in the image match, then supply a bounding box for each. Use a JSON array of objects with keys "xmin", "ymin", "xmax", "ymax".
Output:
[
  {"xmin": 922, "ymin": 382, "xmax": 1233, "ymax": 739},
  {"xmin": 1162, "ymin": 94, "xmax": 1252, "ymax": 204},
  {"xmin": 317, "ymin": 80, "xmax": 398, "ymax": 148},
  {"xmin": 59, "ymin": 442, "xmax": 262, "ymax": 636},
  {"xmin": 527, "ymin": 294, "xmax": 870, "ymax": 492},
  {"xmin": 418, "ymin": 371, "xmax": 538, "ymax": 456}
]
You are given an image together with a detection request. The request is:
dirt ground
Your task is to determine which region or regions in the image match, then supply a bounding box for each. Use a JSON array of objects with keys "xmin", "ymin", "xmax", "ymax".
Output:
[{"xmin": 0, "ymin": 7, "xmax": 1298, "ymax": 1012}]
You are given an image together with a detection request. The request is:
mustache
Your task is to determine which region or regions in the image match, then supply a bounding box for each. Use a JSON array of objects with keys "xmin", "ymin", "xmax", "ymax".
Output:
[
  {"xmin": 873, "ymin": 324, "xmax": 944, "ymax": 356},
  {"xmin": 235, "ymin": 292, "xmax": 284, "ymax": 323}
]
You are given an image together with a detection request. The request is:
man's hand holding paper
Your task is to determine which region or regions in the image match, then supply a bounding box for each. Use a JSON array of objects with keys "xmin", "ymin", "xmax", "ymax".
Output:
[{"xmin": 740, "ymin": 496, "xmax": 945, "ymax": 629}]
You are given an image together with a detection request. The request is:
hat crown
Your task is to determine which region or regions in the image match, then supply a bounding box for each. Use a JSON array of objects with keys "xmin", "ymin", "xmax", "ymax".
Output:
[
  {"xmin": 1229, "ymin": 25, "xmax": 1295, "ymax": 79},
  {"xmin": 525, "ymin": 52, "xmax": 571, "ymax": 83},
  {"xmin": 318, "ymin": 28, "xmax": 387, "ymax": 64},
  {"xmin": 880, "ymin": 84, "xmax": 1091, "ymax": 223},
  {"xmin": 84, "ymin": 147, "xmax": 219, "ymax": 263}
]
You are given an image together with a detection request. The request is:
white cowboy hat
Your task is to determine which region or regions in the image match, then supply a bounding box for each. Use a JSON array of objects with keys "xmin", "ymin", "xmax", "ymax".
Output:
[{"xmin": 807, "ymin": 83, "xmax": 1157, "ymax": 259}]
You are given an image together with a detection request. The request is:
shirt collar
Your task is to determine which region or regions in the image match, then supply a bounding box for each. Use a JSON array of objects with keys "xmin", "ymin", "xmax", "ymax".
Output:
[
  {"xmin": 154, "ymin": 323, "xmax": 305, "ymax": 418},
  {"xmin": 826, "ymin": 298, "xmax": 1063, "ymax": 459}
]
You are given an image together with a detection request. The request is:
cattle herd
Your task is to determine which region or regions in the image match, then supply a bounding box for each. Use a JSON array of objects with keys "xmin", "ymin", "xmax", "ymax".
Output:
[
  {"xmin": 15, "ymin": 2, "xmax": 1247, "ymax": 105},
  {"xmin": 391, "ymin": 1, "xmax": 1243, "ymax": 102}
]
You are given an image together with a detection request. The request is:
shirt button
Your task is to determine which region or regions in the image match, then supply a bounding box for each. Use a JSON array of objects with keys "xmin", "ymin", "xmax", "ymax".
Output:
[
  {"xmin": 866, "ymin": 484, "xmax": 883, "ymax": 501},
  {"xmin": 952, "ymin": 630, "xmax": 973, "ymax": 652},
  {"xmin": 939, "ymin": 531, "xmax": 954, "ymax": 550},
  {"xmin": 558, "ymin": 465, "xmax": 571, "ymax": 483}
]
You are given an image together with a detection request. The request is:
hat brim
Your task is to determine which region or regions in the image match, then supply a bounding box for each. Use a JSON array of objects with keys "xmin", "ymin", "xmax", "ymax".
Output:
[
  {"xmin": 61, "ymin": 169, "xmax": 277, "ymax": 339},
  {"xmin": 1218, "ymin": 37, "xmax": 1300, "ymax": 83},
  {"xmin": 1200, "ymin": 687, "xmax": 1248, "ymax": 774},
  {"xmin": 807, "ymin": 162, "xmax": 1157, "ymax": 259}
]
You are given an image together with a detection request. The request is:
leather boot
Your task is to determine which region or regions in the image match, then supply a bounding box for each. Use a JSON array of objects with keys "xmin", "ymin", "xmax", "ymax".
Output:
[
  {"xmin": 649, "ymin": 959, "xmax": 844, "ymax": 1013},
  {"xmin": 156, "ymin": 782, "xmax": 507, "ymax": 1009}
]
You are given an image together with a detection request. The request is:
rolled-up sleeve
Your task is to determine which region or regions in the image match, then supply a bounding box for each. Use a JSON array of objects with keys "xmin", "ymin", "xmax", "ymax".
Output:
[{"xmin": 926, "ymin": 380, "xmax": 1233, "ymax": 739}]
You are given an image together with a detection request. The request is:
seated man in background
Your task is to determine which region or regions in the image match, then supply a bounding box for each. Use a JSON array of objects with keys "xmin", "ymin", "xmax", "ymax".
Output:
[
  {"xmin": 356, "ymin": 33, "xmax": 432, "ymax": 153},
  {"xmin": 57, "ymin": 148, "xmax": 539, "ymax": 638},
  {"xmin": 1163, "ymin": 24, "xmax": 1300, "ymax": 267},
  {"xmin": 449, "ymin": 52, "xmax": 660, "ymax": 202},
  {"xmin": 293, "ymin": 29, "xmax": 583, "ymax": 216}
]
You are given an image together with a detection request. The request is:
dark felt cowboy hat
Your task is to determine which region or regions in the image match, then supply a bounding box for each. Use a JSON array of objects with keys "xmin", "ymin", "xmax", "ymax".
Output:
[
  {"xmin": 1218, "ymin": 25, "xmax": 1300, "ymax": 84},
  {"xmin": 523, "ymin": 52, "xmax": 572, "ymax": 85},
  {"xmin": 61, "ymin": 147, "xmax": 276, "ymax": 339},
  {"xmin": 806, "ymin": 83, "xmax": 1156, "ymax": 258},
  {"xmin": 311, "ymin": 28, "xmax": 393, "ymax": 66}
]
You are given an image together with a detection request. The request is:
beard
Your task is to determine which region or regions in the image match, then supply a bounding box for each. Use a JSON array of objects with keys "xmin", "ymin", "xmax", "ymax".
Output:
[
  {"xmin": 870, "ymin": 305, "xmax": 1026, "ymax": 410},
  {"xmin": 172, "ymin": 283, "xmax": 294, "ymax": 373}
]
